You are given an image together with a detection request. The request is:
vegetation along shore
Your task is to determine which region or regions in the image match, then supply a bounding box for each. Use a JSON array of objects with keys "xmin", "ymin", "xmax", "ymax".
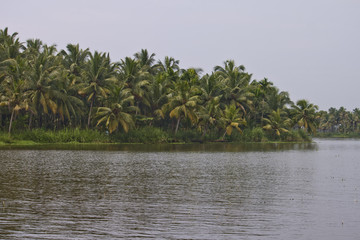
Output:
[{"xmin": 1, "ymin": 28, "xmax": 359, "ymax": 145}]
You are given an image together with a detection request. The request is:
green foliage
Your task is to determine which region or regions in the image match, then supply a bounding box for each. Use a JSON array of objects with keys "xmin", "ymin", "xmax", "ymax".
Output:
[
  {"xmin": 1, "ymin": 27, "xmax": 351, "ymax": 144},
  {"xmin": 112, "ymin": 126, "xmax": 169, "ymax": 143},
  {"xmin": 228, "ymin": 127, "xmax": 266, "ymax": 142},
  {"xmin": 280, "ymin": 130, "xmax": 310, "ymax": 142},
  {"xmin": 11, "ymin": 128, "xmax": 108, "ymax": 143},
  {"xmin": 0, "ymin": 132, "xmax": 14, "ymax": 143},
  {"xmin": 173, "ymin": 129, "xmax": 204, "ymax": 143}
]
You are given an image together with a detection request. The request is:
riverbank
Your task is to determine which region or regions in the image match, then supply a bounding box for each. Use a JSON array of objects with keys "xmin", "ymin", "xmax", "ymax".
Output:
[{"xmin": 0, "ymin": 127, "xmax": 312, "ymax": 146}]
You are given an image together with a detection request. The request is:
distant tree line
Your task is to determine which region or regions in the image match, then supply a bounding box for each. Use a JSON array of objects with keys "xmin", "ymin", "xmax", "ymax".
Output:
[{"xmin": 0, "ymin": 28, "xmax": 356, "ymax": 141}]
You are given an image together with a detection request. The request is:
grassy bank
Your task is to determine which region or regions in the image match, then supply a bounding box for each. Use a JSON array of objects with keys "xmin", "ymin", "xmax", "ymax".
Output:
[
  {"xmin": 315, "ymin": 132, "xmax": 360, "ymax": 139},
  {"xmin": 0, "ymin": 127, "xmax": 312, "ymax": 146}
]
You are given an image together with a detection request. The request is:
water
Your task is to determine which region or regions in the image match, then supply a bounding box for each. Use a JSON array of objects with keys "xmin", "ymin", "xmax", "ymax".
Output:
[{"xmin": 1, "ymin": 140, "xmax": 360, "ymax": 239}]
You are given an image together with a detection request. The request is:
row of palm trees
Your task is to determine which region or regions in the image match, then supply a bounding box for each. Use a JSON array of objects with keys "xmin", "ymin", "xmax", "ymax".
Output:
[
  {"xmin": 0, "ymin": 28, "xmax": 324, "ymax": 139},
  {"xmin": 318, "ymin": 107, "xmax": 360, "ymax": 134}
]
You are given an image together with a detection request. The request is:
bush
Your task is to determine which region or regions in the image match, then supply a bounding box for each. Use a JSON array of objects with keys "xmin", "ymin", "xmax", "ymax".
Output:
[
  {"xmin": 12, "ymin": 128, "xmax": 109, "ymax": 143},
  {"xmin": 229, "ymin": 127, "xmax": 266, "ymax": 142},
  {"xmin": 173, "ymin": 129, "xmax": 204, "ymax": 143},
  {"xmin": 0, "ymin": 132, "xmax": 14, "ymax": 144},
  {"xmin": 112, "ymin": 126, "xmax": 169, "ymax": 143}
]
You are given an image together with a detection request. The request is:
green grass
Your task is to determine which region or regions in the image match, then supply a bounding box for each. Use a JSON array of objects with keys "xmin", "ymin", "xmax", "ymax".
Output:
[{"xmin": 7, "ymin": 128, "xmax": 109, "ymax": 143}]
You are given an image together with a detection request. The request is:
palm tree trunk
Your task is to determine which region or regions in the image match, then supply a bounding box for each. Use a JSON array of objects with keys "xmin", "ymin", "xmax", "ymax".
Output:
[
  {"xmin": 87, "ymin": 98, "xmax": 94, "ymax": 128},
  {"xmin": 175, "ymin": 117, "xmax": 181, "ymax": 134},
  {"xmin": 8, "ymin": 108, "xmax": 15, "ymax": 135}
]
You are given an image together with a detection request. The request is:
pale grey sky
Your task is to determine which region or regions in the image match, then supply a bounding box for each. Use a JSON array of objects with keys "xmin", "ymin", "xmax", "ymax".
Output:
[{"xmin": 1, "ymin": 0, "xmax": 360, "ymax": 110}]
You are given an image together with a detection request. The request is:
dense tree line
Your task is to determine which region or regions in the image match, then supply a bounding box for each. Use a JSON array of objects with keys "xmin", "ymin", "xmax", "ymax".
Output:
[{"xmin": 1, "ymin": 28, "xmax": 351, "ymax": 141}]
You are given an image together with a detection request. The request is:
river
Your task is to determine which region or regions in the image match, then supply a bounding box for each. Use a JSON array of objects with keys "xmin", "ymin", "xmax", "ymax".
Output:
[{"xmin": 1, "ymin": 139, "xmax": 360, "ymax": 239}]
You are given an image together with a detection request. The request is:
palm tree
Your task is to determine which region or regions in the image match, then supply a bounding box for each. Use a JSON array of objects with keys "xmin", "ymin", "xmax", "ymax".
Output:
[
  {"xmin": 0, "ymin": 56, "xmax": 29, "ymax": 134},
  {"xmin": 147, "ymin": 72, "xmax": 168, "ymax": 121},
  {"xmin": 197, "ymin": 96, "xmax": 222, "ymax": 136},
  {"xmin": 119, "ymin": 57, "xmax": 150, "ymax": 114},
  {"xmin": 219, "ymin": 104, "xmax": 247, "ymax": 139},
  {"xmin": 134, "ymin": 49, "xmax": 156, "ymax": 73},
  {"xmin": 163, "ymin": 77, "xmax": 200, "ymax": 134},
  {"xmin": 60, "ymin": 43, "xmax": 90, "ymax": 77},
  {"xmin": 25, "ymin": 44, "xmax": 61, "ymax": 128},
  {"xmin": 214, "ymin": 60, "xmax": 253, "ymax": 115},
  {"xmin": 0, "ymin": 27, "xmax": 23, "ymax": 60},
  {"xmin": 96, "ymin": 84, "xmax": 137, "ymax": 133},
  {"xmin": 51, "ymin": 69, "xmax": 84, "ymax": 126},
  {"xmin": 263, "ymin": 108, "xmax": 291, "ymax": 137},
  {"xmin": 78, "ymin": 51, "xmax": 117, "ymax": 128},
  {"xmin": 291, "ymin": 99, "xmax": 319, "ymax": 134}
]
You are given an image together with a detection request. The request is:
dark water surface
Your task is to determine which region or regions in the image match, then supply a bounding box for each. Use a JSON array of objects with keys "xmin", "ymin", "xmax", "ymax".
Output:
[{"xmin": 1, "ymin": 140, "xmax": 360, "ymax": 239}]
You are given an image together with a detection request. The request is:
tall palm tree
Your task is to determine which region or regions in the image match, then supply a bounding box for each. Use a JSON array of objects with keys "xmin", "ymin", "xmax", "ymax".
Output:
[
  {"xmin": 51, "ymin": 69, "xmax": 84, "ymax": 125},
  {"xmin": 78, "ymin": 51, "xmax": 117, "ymax": 128},
  {"xmin": 163, "ymin": 78, "xmax": 200, "ymax": 134},
  {"xmin": 0, "ymin": 27, "xmax": 23, "ymax": 60},
  {"xmin": 134, "ymin": 49, "xmax": 156, "ymax": 74},
  {"xmin": 119, "ymin": 57, "xmax": 150, "ymax": 114},
  {"xmin": 60, "ymin": 43, "xmax": 90, "ymax": 77},
  {"xmin": 214, "ymin": 60, "xmax": 253, "ymax": 114},
  {"xmin": 25, "ymin": 44, "xmax": 62, "ymax": 127},
  {"xmin": 0, "ymin": 56, "xmax": 29, "ymax": 134}
]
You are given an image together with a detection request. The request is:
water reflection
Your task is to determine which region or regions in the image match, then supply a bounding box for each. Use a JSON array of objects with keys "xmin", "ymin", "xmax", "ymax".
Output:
[
  {"xmin": 0, "ymin": 141, "xmax": 317, "ymax": 152},
  {"xmin": 1, "ymin": 140, "xmax": 360, "ymax": 239}
]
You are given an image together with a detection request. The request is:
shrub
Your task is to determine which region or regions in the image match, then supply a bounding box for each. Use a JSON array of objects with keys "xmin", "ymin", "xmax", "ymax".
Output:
[
  {"xmin": 112, "ymin": 126, "xmax": 169, "ymax": 143},
  {"xmin": 12, "ymin": 128, "xmax": 109, "ymax": 143},
  {"xmin": 229, "ymin": 127, "xmax": 266, "ymax": 142}
]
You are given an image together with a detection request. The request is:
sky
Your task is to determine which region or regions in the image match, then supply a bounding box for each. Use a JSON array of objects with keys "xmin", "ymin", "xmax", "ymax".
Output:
[{"xmin": 1, "ymin": 0, "xmax": 360, "ymax": 111}]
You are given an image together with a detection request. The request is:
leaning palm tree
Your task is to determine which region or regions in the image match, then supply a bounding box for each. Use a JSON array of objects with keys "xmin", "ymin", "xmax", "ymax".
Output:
[{"xmin": 291, "ymin": 99, "xmax": 319, "ymax": 134}]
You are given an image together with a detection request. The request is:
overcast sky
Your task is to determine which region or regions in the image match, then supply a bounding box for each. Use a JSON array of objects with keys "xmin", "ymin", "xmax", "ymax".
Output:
[{"xmin": 1, "ymin": 0, "xmax": 360, "ymax": 110}]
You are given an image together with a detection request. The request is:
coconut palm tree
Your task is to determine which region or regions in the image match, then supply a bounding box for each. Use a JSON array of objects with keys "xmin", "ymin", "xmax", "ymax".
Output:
[
  {"xmin": 163, "ymin": 77, "xmax": 200, "ymax": 134},
  {"xmin": 25, "ymin": 44, "xmax": 61, "ymax": 127},
  {"xmin": 134, "ymin": 49, "xmax": 156, "ymax": 74},
  {"xmin": 0, "ymin": 27, "xmax": 23, "ymax": 60},
  {"xmin": 263, "ymin": 108, "xmax": 291, "ymax": 137},
  {"xmin": 219, "ymin": 104, "xmax": 247, "ymax": 139},
  {"xmin": 0, "ymin": 56, "xmax": 29, "ymax": 134},
  {"xmin": 291, "ymin": 99, "xmax": 319, "ymax": 134},
  {"xmin": 119, "ymin": 57, "xmax": 150, "ymax": 114},
  {"xmin": 96, "ymin": 84, "xmax": 137, "ymax": 133},
  {"xmin": 60, "ymin": 43, "xmax": 90, "ymax": 77},
  {"xmin": 214, "ymin": 60, "xmax": 253, "ymax": 114},
  {"xmin": 78, "ymin": 51, "xmax": 117, "ymax": 128}
]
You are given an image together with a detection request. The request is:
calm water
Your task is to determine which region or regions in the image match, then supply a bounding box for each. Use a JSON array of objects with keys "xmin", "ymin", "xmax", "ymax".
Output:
[{"xmin": 1, "ymin": 140, "xmax": 360, "ymax": 239}]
